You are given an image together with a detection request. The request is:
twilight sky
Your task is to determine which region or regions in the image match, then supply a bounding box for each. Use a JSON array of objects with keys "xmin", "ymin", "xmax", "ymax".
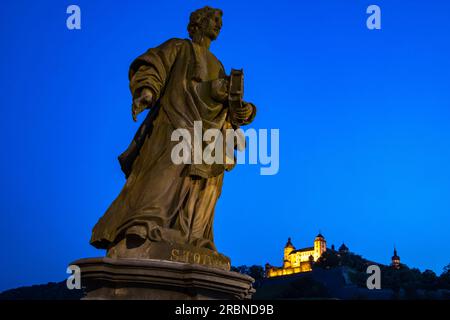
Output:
[{"xmin": 1, "ymin": 0, "xmax": 450, "ymax": 291}]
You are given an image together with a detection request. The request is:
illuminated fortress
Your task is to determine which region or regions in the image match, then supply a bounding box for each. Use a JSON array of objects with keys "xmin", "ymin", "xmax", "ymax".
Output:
[
  {"xmin": 265, "ymin": 233, "xmax": 402, "ymax": 278},
  {"xmin": 265, "ymin": 233, "xmax": 327, "ymax": 278}
]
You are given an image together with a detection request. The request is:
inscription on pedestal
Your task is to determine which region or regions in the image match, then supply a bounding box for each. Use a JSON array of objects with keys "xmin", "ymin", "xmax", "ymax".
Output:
[
  {"xmin": 107, "ymin": 238, "xmax": 231, "ymax": 271},
  {"xmin": 170, "ymin": 248, "xmax": 231, "ymax": 270}
]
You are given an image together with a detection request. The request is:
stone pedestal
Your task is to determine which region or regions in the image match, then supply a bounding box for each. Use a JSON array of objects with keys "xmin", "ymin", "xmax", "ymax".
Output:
[
  {"xmin": 106, "ymin": 239, "xmax": 232, "ymax": 271},
  {"xmin": 71, "ymin": 257, "xmax": 255, "ymax": 300}
]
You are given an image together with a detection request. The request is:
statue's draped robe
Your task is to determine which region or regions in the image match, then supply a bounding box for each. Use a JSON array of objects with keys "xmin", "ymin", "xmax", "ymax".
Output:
[{"xmin": 90, "ymin": 38, "xmax": 254, "ymax": 251}]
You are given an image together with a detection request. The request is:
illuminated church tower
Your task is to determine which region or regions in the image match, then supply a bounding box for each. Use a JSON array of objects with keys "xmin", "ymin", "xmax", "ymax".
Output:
[{"xmin": 391, "ymin": 247, "xmax": 401, "ymax": 269}]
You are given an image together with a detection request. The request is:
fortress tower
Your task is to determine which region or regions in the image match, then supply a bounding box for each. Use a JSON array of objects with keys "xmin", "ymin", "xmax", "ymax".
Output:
[
  {"xmin": 313, "ymin": 233, "xmax": 327, "ymax": 261},
  {"xmin": 283, "ymin": 237, "xmax": 295, "ymax": 268}
]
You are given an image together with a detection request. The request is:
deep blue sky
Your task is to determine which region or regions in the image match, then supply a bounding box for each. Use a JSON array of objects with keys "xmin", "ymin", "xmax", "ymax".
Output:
[{"xmin": 1, "ymin": 0, "xmax": 450, "ymax": 291}]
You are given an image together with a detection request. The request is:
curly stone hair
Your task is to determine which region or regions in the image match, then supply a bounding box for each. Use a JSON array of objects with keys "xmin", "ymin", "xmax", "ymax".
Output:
[{"xmin": 187, "ymin": 6, "xmax": 223, "ymax": 40}]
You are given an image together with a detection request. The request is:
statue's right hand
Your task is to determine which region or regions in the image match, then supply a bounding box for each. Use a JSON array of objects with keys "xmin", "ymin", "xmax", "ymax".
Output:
[{"xmin": 132, "ymin": 88, "xmax": 153, "ymax": 122}]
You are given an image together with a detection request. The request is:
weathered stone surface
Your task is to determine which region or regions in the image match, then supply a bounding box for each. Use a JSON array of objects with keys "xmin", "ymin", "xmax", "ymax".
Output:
[{"xmin": 72, "ymin": 257, "xmax": 254, "ymax": 300}]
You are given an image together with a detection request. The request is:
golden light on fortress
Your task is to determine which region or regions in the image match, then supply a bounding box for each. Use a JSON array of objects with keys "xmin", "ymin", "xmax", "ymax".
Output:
[{"xmin": 265, "ymin": 233, "xmax": 327, "ymax": 278}]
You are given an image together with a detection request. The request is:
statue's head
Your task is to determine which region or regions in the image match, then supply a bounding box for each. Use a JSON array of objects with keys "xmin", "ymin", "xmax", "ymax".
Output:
[{"xmin": 188, "ymin": 6, "xmax": 223, "ymax": 43}]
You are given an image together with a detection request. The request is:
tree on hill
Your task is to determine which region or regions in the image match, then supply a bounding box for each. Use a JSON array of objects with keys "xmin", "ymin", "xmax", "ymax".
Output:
[
  {"xmin": 438, "ymin": 263, "xmax": 450, "ymax": 290},
  {"xmin": 313, "ymin": 250, "xmax": 450, "ymax": 296},
  {"xmin": 314, "ymin": 250, "xmax": 340, "ymax": 269},
  {"xmin": 231, "ymin": 265, "xmax": 265, "ymax": 285},
  {"xmin": 421, "ymin": 269, "xmax": 438, "ymax": 290}
]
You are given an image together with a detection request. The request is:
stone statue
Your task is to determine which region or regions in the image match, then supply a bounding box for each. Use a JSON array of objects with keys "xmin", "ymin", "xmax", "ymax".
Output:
[{"xmin": 89, "ymin": 6, "xmax": 256, "ymax": 270}]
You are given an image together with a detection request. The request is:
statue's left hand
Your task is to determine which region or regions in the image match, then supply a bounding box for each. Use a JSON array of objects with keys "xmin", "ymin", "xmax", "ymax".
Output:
[{"xmin": 233, "ymin": 103, "xmax": 254, "ymax": 124}]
